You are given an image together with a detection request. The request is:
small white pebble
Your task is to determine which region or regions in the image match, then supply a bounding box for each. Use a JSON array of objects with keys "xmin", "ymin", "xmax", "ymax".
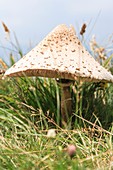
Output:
[{"xmin": 47, "ymin": 129, "xmax": 56, "ymax": 138}]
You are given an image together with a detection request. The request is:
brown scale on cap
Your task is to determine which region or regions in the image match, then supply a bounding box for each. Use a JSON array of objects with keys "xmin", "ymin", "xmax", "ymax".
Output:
[{"xmin": 4, "ymin": 24, "xmax": 113, "ymax": 83}]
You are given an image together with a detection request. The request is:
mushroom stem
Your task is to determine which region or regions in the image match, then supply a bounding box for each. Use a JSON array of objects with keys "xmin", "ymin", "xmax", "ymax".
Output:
[{"xmin": 57, "ymin": 79, "xmax": 72, "ymax": 127}]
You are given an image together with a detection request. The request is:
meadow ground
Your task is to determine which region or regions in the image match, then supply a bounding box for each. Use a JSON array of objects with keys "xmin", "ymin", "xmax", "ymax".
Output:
[
  {"xmin": 0, "ymin": 75, "xmax": 113, "ymax": 170},
  {"xmin": 0, "ymin": 23, "xmax": 113, "ymax": 169}
]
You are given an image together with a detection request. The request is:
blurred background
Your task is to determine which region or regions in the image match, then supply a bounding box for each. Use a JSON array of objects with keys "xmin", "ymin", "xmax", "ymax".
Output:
[{"xmin": 0, "ymin": 0, "xmax": 113, "ymax": 64}]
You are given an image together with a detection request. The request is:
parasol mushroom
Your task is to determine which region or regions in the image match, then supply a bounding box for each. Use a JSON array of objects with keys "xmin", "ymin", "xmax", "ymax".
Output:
[{"xmin": 3, "ymin": 24, "xmax": 113, "ymax": 126}]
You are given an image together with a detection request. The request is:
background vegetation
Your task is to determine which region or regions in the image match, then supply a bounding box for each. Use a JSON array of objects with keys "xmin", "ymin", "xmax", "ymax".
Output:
[{"xmin": 0, "ymin": 23, "xmax": 113, "ymax": 169}]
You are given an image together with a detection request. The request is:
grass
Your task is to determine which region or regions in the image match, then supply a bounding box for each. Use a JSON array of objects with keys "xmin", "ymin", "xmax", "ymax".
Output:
[
  {"xmin": 0, "ymin": 76, "xmax": 113, "ymax": 170},
  {"xmin": 0, "ymin": 23, "xmax": 113, "ymax": 169},
  {"xmin": 0, "ymin": 105, "xmax": 113, "ymax": 170}
]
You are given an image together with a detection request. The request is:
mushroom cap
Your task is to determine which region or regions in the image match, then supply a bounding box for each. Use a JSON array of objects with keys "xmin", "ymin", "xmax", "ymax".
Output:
[{"xmin": 4, "ymin": 24, "xmax": 113, "ymax": 82}]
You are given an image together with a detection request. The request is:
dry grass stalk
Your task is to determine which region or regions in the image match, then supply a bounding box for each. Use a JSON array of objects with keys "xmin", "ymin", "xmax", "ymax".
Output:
[
  {"xmin": 0, "ymin": 59, "xmax": 7, "ymax": 76},
  {"xmin": 0, "ymin": 59, "xmax": 7, "ymax": 69},
  {"xmin": 90, "ymin": 36, "xmax": 107, "ymax": 63},
  {"xmin": 2, "ymin": 21, "xmax": 10, "ymax": 40},
  {"xmin": 2, "ymin": 22, "xmax": 10, "ymax": 33}
]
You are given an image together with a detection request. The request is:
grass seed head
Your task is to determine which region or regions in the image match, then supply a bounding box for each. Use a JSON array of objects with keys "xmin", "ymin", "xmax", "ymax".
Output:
[{"xmin": 80, "ymin": 23, "xmax": 87, "ymax": 35}]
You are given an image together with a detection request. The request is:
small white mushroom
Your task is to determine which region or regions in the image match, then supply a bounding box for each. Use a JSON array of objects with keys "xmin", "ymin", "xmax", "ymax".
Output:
[{"xmin": 47, "ymin": 129, "xmax": 56, "ymax": 138}]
